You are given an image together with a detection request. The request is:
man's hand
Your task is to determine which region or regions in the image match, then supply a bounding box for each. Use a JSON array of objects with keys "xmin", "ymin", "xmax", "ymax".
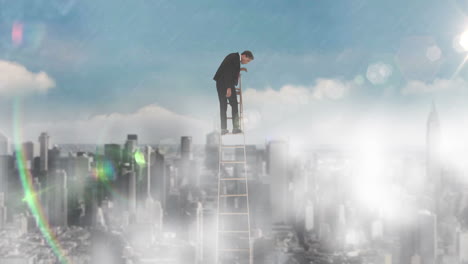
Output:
[
  {"xmin": 226, "ymin": 88, "xmax": 232, "ymax": 97},
  {"xmin": 240, "ymin": 67, "xmax": 248, "ymax": 72}
]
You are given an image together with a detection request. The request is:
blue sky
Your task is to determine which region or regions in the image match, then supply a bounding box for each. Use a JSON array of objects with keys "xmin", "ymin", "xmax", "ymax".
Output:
[{"xmin": 1, "ymin": 0, "xmax": 468, "ymax": 147}]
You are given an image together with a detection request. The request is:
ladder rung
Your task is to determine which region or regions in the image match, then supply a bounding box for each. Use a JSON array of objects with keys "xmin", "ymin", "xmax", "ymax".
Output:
[
  {"xmin": 219, "ymin": 230, "xmax": 249, "ymax": 233},
  {"xmin": 219, "ymin": 248, "xmax": 250, "ymax": 252},
  {"xmin": 221, "ymin": 145, "xmax": 245, "ymax": 148},
  {"xmin": 220, "ymin": 178, "xmax": 247, "ymax": 181},
  {"xmin": 220, "ymin": 194, "xmax": 247, "ymax": 197},
  {"xmin": 221, "ymin": 160, "xmax": 246, "ymax": 164},
  {"xmin": 219, "ymin": 212, "xmax": 249, "ymax": 215}
]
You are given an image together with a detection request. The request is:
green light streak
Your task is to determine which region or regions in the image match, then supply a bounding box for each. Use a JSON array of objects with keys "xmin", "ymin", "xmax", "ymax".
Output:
[
  {"xmin": 13, "ymin": 98, "xmax": 70, "ymax": 264},
  {"xmin": 134, "ymin": 149, "xmax": 146, "ymax": 166}
]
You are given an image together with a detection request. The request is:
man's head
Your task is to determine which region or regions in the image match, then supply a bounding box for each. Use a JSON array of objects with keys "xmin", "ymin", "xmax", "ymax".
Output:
[{"xmin": 241, "ymin": 50, "xmax": 254, "ymax": 64}]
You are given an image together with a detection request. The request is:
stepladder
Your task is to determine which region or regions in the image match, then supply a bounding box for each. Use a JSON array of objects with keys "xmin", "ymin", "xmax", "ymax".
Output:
[{"xmin": 216, "ymin": 75, "xmax": 253, "ymax": 264}]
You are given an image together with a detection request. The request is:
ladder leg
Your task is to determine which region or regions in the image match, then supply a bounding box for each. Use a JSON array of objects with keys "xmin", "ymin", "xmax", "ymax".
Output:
[{"xmin": 239, "ymin": 78, "xmax": 253, "ymax": 264}]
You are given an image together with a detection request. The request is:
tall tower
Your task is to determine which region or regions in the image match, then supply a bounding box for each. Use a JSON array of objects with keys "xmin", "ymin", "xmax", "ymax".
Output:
[
  {"xmin": 0, "ymin": 132, "xmax": 8, "ymax": 155},
  {"xmin": 460, "ymin": 231, "xmax": 468, "ymax": 262},
  {"xmin": 205, "ymin": 131, "xmax": 220, "ymax": 171},
  {"xmin": 0, "ymin": 192, "xmax": 6, "ymax": 229},
  {"xmin": 49, "ymin": 146, "xmax": 61, "ymax": 171},
  {"xmin": 124, "ymin": 134, "xmax": 138, "ymax": 164},
  {"xmin": 267, "ymin": 140, "xmax": 289, "ymax": 224},
  {"xmin": 48, "ymin": 170, "xmax": 68, "ymax": 226},
  {"xmin": 22, "ymin": 142, "xmax": 34, "ymax": 170},
  {"xmin": 128, "ymin": 170, "xmax": 137, "ymax": 219},
  {"xmin": 195, "ymin": 202, "xmax": 204, "ymax": 263},
  {"xmin": 151, "ymin": 149, "xmax": 167, "ymax": 209},
  {"xmin": 66, "ymin": 154, "xmax": 91, "ymax": 226},
  {"xmin": 181, "ymin": 136, "xmax": 193, "ymax": 161},
  {"xmin": 418, "ymin": 210, "xmax": 437, "ymax": 264},
  {"xmin": 39, "ymin": 132, "xmax": 49, "ymax": 172},
  {"xmin": 426, "ymin": 102, "xmax": 442, "ymax": 212},
  {"xmin": 0, "ymin": 155, "xmax": 8, "ymax": 196},
  {"xmin": 144, "ymin": 146, "xmax": 152, "ymax": 198},
  {"xmin": 104, "ymin": 143, "xmax": 122, "ymax": 181}
]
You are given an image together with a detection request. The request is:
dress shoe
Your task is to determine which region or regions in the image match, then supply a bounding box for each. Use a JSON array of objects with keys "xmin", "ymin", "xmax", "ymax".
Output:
[
  {"xmin": 232, "ymin": 128, "xmax": 243, "ymax": 134},
  {"xmin": 221, "ymin": 129, "xmax": 229, "ymax": 135}
]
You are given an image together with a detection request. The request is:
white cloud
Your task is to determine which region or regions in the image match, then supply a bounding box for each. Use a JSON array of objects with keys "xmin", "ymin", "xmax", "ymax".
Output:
[
  {"xmin": 401, "ymin": 78, "xmax": 467, "ymax": 95},
  {"xmin": 244, "ymin": 78, "xmax": 353, "ymax": 106},
  {"xmin": 19, "ymin": 104, "xmax": 210, "ymax": 144},
  {"xmin": 244, "ymin": 85, "xmax": 311, "ymax": 106},
  {"xmin": 0, "ymin": 60, "xmax": 55, "ymax": 96},
  {"xmin": 236, "ymin": 78, "xmax": 354, "ymax": 134},
  {"xmin": 311, "ymin": 79, "xmax": 353, "ymax": 100},
  {"xmin": 366, "ymin": 62, "xmax": 393, "ymax": 85}
]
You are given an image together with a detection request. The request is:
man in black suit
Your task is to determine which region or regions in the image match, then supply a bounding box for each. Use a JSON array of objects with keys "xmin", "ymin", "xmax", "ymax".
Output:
[{"xmin": 213, "ymin": 50, "xmax": 254, "ymax": 135}]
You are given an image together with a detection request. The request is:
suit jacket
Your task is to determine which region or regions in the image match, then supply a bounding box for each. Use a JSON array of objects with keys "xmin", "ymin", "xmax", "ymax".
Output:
[{"xmin": 213, "ymin": 52, "xmax": 240, "ymax": 90}]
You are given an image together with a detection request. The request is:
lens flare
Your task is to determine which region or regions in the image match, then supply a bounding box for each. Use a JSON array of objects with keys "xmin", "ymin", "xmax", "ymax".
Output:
[
  {"xmin": 13, "ymin": 98, "xmax": 70, "ymax": 264},
  {"xmin": 92, "ymin": 152, "xmax": 129, "ymax": 204},
  {"xmin": 22, "ymin": 186, "xmax": 51, "ymax": 203},
  {"xmin": 12, "ymin": 22, "xmax": 23, "ymax": 46},
  {"xmin": 134, "ymin": 149, "xmax": 146, "ymax": 166},
  {"xmin": 93, "ymin": 159, "xmax": 116, "ymax": 182},
  {"xmin": 460, "ymin": 30, "xmax": 468, "ymax": 51}
]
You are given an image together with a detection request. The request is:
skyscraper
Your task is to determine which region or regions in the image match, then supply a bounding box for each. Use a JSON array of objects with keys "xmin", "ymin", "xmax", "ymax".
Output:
[
  {"xmin": 195, "ymin": 202, "xmax": 203, "ymax": 264},
  {"xmin": 151, "ymin": 149, "xmax": 167, "ymax": 209},
  {"xmin": 305, "ymin": 200, "xmax": 314, "ymax": 231},
  {"xmin": 181, "ymin": 136, "xmax": 193, "ymax": 161},
  {"xmin": 128, "ymin": 170, "xmax": 137, "ymax": 217},
  {"xmin": 0, "ymin": 192, "xmax": 6, "ymax": 229},
  {"xmin": 67, "ymin": 155, "xmax": 90, "ymax": 180},
  {"xmin": 418, "ymin": 210, "xmax": 437, "ymax": 264},
  {"xmin": 0, "ymin": 155, "xmax": 8, "ymax": 195},
  {"xmin": 0, "ymin": 132, "xmax": 8, "ymax": 155},
  {"xmin": 267, "ymin": 140, "xmax": 289, "ymax": 224},
  {"xmin": 39, "ymin": 132, "xmax": 49, "ymax": 172},
  {"xmin": 104, "ymin": 144, "xmax": 121, "ymax": 161},
  {"xmin": 399, "ymin": 211, "xmax": 419, "ymax": 264},
  {"xmin": 178, "ymin": 136, "xmax": 196, "ymax": 187},
  {"xmin": 143, "ymin": 145, "xmax": 152, "ymax": 198},
  {"xmin": 66, "ymin": 155, "xmax": 91, "ymax": 225},
  {"xmin": 104, "ymin": 144, "xmax": 122, "ymax": 163},
  {"xmin": 124, "ymin": 134, "xmax": 138, "ymax": 164},
  {"xmin": 48, "ymin": 146, "xmax": 61, "ymax": 171},
  {"xmin": 426, "ymin": 102, "xmax": 442, "ymax": 198},
  {"xmin": 205, "ymin": 131, "xmax": 219, "ymax": 171},
  {"xmin": 48, "ymin": 170, "xmax": 68, "ymax": 226},
  {"xmin": 459, "ymin": 231, "xmax": 468, "ymax": 262},
  {"xmin": 104, "ymin": 144, "xmax": 121, "ymax": 181},
  {"xmin": 22, "ymin": 141, "xmax": 34, "ymax": 170}
]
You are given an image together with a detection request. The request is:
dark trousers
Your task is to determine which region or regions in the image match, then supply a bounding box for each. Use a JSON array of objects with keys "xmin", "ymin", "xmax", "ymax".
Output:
[{"xmin": 216, "ymin": 81, "xmax": 239, "ymax": 130}]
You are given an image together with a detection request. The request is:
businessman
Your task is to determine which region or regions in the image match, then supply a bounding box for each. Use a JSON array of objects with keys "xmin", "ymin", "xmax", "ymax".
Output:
[{"xmin": 213, "ymin": 50, "xmax": 254, "ymax": 135}]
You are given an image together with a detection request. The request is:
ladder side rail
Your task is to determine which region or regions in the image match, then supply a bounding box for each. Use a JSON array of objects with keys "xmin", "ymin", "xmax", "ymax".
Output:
[{"xmin": 239, "ymin": 74, "xmax": 253, "ymax": 264}]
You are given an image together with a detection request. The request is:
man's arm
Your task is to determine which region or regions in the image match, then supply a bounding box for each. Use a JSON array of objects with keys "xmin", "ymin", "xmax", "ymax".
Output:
[{"xmin": 224, "ymin": 54, "xmax": 241, "ymax": 85}]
